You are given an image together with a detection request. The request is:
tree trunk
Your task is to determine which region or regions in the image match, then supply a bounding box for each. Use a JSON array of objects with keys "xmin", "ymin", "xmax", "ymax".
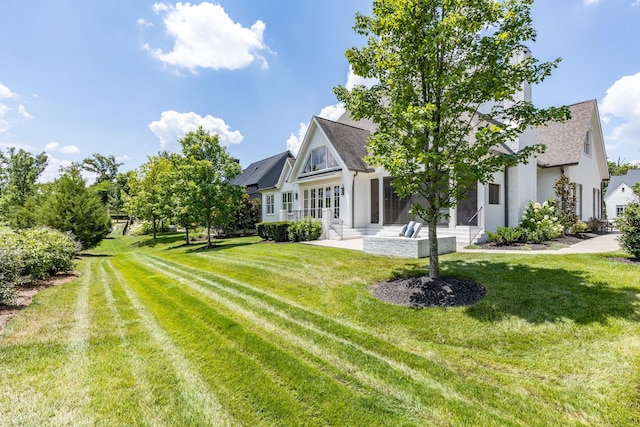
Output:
[
  {"xmin": 428, "ymin": 216, "xmax": 440, "ymax": 279},
  {"xmin": 153, "ymin": 216, "xmax": 157, "ymax": 239},
  {"xmin": 185, "ymin": 225, "xmax": 190, "ymax": 245},
  {"xmin": 206, "ymin": 219, "xmax": 212, "ymax": 247}
]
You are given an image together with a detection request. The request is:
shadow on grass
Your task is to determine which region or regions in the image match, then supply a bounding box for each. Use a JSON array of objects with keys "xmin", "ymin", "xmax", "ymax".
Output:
[
  {"xmin": 130, "ymin": 233, "xmax": 187, "ymax": 248},
  {"xmin": 184, "ymin": 240, "xmax": 256, "ymax": 253},
  {"xmin": 391, "ymin": 259, "xmax": 640, "ymax": 325}
]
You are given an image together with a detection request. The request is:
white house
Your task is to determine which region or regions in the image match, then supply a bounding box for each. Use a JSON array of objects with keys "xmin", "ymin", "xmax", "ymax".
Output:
[
  {"xmin": 252, "ymin": 99, "xmax": 609, "ymax": 244},
  {"xmin": 535, "ymin": 99, "xmax": 609, "ymax": 222},
  {"xmin": 604, "ymin": 170, "xmax": 640, "ymax": 220}
]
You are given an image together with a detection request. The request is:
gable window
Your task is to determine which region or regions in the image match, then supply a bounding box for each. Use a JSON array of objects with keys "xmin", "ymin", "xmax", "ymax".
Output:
[
  {"xmin": 488, "ymin": 183, "xmax": 500, "ymax": 205},
  {"xmin": 282, "ymin": 192, "xmax": 293, "ymax": 212},
  {"xmin": 303, "ymin": 147, "xmax": 339, "ymax": 174},
  {"xmin": 584, "ymin": 130, "xmax": 592, "ymax": 156},
  {"xmin": 266, "ymin": 194, "xmax": 274, "ymax": 215}
]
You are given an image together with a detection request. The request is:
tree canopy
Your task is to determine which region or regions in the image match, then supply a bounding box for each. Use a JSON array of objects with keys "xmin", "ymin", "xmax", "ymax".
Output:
[{"xmin": 334, "ymin": 0, "xmax": 569, "ymax": 278}]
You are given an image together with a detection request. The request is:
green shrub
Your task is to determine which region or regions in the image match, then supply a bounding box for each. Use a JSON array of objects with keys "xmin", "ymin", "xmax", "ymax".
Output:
[
  {"xmin": 569, "ymin": 221, "xmax": 588, "ymax": 234},
  {"xmin": 256, "ymin": 222, "xmax": 269, "ymax": 240},
  {"xmin": 256, "ymin": 221, "xmax": 292, "ymax": 242},
  {"xmin": 615, "ymin": 202, "xmax": 640, "ymax": 259},
  {"xmin": 288, "ymin": 217, "xmax": 323, "ymax": 242},
  {"xmin": 0, "ymin": 227, "xmax": 79, "ymax": 304},
  {"xmin": 0, "ymin": 247, "xmax": 28, "ymax": 304},
  {"xmin": 520, "ymin": 200, "xmax": 563, "ymax": 242},
  {"xmin": 486, "ymin": 226, "xmax": 524, "ymax": 245},
  {"xmin": 586, "ymin": 217, "xmax": 604, "ymax": 232}
]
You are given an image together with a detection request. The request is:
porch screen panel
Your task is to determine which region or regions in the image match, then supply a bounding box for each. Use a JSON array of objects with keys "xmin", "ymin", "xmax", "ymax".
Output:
[
  {"xmin": 371, "ymin": 179, "xmax": 379, "ymax": 224},
  {"xmin": 383, "ymin": 177, "xmax": 410, "ymax": 225},
  {"xmin": 456, "ymin": 188, "xmax": 478, "ymax": 226}
]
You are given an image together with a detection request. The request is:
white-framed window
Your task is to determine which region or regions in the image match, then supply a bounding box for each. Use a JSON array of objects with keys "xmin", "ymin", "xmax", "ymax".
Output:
[
  {"xmin": 266, "ymin": 194, "xmax": 274, "ymax": 215},
  {"xmin": 488, "ymin": 183, "xmax": 500, "ymax": 205},
  {"xmin": 584, "ymin": 130, "xmax": 592, "ymax": 156},
  {"xmin": 282, "ymin": 192, "xmax": 293, "ymax": 212},
  {"xmin": 616, "ymin": 205, "xmax": 625, "ymax": 217},
  {"xmin": 302, "ymin": 147, "xmax": 339, "ymax": 174}
]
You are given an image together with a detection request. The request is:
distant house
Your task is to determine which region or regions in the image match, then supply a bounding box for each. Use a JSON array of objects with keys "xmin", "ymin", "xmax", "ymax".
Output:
[
  {"xmin": 605, "ymin": 169, "xmax": 640, "ymax": 220},
  {"xmin": 257, "ymin": 97, "xmax": 608, "ymax": 243},
  {"xmin": 230, "ymin": 151, "xmax": 294, "ymax": 202}
]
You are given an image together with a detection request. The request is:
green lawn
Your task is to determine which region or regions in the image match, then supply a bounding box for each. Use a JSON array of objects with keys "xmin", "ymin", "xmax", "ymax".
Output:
[{"xmin": 1, "ymin": 231, "xmax": 639, "ymax": 426}]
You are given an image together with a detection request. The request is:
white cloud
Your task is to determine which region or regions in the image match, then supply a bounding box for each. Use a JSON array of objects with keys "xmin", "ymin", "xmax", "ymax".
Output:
[
  {"xmin": 136, "ymin": 18, "xmax": 152, "ymax": 28},
  {"xmin": 45, "ymin": 141, "xmax": 80, "ymax": 154},
  {"xmin": 144, "ymin": 2, "xmax": 269, "ymax": 72},
  {"xmin": 148, "ymin": 110, "xmax": 243, "ymax": 150},
  {"xmin": 38, "ymin": 155, "xmax": 72, "ymax": 184},
  {"xmin": 286, "ymin": 67, "xmax": 377, "ymax": 156},
  {"xmin": 345, "ymin": 66, "xmax": 378, "ymax": 90},
  {"xmin": 18, "ymin": 105, "xmax": 32, "ymax": 119},
  {"xmin": 0, "ymin": 82, "xmax": 16, "ymax": 99},
  {"xmin": 286, "ymin": 122, "xmax": 308, "ymax": 156},
  {"xmin": 601, "ymin": 72, "xmax": 640, "ymax": 159},
  {"xmin": 0, "ymin": 83, "xmax": 32, "ymax": 135},
  {"xmin": 0, "ymin": 142, "xmax": 37, "ymax": 151}
]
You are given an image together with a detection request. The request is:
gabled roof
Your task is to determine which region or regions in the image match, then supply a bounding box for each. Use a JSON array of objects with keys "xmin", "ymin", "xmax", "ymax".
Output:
[
  {"xmin": 605, "ymin": 169, "xmax": 640, "ymax": 198},
  {"xmin": 535, "ymin": 99, "xmax": 598, "ymax": 167},
  {"xmin": 313, "ymin": 116, "xmax": 372, "ymax": 172},
  {"xmin": 230, "ymin": 151, "xmax": 294, "ymax": 190}
]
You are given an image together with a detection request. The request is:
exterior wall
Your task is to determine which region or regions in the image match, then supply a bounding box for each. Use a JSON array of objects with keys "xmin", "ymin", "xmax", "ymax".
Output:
[
  {"xmin": 566, "ymin": 152, "xmax": 605, "ymax": 222},
  {"xmin": 536, "ymin": 167, "xmax": 559, "ymax": 203},
  {"xmin": 507, "ymin": 128, "xmax": 538, "ymax": 227},
  {"xmin": 605, "ymin": 184, "xmax": 639, "ymax": 220},
  {"xmin": 483, "ymin": 171, "xmax": 506, "ymax": 233},
  {"xmin": 537, "ymin": 156, "xmax": 605, "ymax": 222}
]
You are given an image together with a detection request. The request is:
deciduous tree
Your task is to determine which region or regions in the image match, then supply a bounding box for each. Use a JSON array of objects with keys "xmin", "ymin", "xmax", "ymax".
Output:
[
  {"xmin": 334, "ymin": 0, "xmax": 569, "ymax": 278},
  {"xmin": 178, "ymin": 127, "xmax": 243, "ymax": 248}
]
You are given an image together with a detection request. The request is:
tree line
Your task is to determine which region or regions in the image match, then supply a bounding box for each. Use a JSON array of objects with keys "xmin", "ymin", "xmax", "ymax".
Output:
[{"xmin": 0, "ymin": 127, "xmax": 258, "ymax": 250}]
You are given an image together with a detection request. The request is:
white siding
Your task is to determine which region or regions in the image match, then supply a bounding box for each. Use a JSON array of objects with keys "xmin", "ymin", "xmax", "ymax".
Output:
[{"xmin": 605, "ymin": 184, "xmax": 639, "ymax": 220}]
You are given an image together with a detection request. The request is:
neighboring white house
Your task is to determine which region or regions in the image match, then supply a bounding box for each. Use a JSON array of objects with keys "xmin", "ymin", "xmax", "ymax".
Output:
[
  {"xmin": 604, "ymin": 170, "xmax": 640, "ymax": 220},
  {"xmin": 246, "ymin": 99, "xmax": 609, "ymax": 244}
]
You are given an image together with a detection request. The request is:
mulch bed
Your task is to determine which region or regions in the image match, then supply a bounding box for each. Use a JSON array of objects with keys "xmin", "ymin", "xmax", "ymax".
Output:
[
  {"xmin": 371, "ymin": 276, "xmax": 486, "ymax": 308},
  {"xmin": 476, "ymin": 232, "xmax": 601, "ymax": 251},
  {"xmin": 0, "ymin": 271, "xmax": 80, "ymax": 334}
]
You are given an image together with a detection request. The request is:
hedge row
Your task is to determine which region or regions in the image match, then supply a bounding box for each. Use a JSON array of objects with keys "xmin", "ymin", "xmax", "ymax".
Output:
[
  {"xmin": 0, "ymin": 227, "xmax": 80, "ymax": 304},
  {"xmin": 257, "ymin": 217, "xmax": 323, "ymax": 242}
]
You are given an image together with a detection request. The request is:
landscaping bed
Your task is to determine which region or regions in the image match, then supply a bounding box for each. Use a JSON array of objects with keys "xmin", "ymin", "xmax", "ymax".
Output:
[{"xmin": 478, "ymin": 232, "xmax": 602, "ymax": 250}]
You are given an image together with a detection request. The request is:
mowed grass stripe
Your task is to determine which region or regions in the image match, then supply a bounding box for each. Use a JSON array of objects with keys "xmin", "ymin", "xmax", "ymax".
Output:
[
  {"xmin": 139, "ymin": 253, "xmax": 529, "ymax": 425},
  {"xmin": 86, "ymin": 259, "xmax": 170, "ymax": 426},
  {"xmin": 116, "ymin": 256, "xmax": 419, "ymax": 426},
  {"xmin": 106, "ymin": 258, "xmax": 236, "ymax": 426},
  {"xmin": 145, "ymin": 251, "xmax": 591, "ymax": 426},
  {"xmin": 144, "ymin": 253, "xmax": 557, "ymax": 423}
]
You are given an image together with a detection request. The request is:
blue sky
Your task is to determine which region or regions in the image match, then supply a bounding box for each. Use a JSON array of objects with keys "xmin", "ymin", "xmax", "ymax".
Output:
[{"xmin": 1, "ymin": 0, "xmax": 639, "ymax": 182}]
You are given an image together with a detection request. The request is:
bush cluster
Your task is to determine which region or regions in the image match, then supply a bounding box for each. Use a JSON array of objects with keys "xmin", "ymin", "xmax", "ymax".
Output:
[
  {"xmin": 257, "ymin": 217, "xmax": 323, "ymax": 243},
  {"xmin": 288, "ymin": 217, "xmax": 323, "ymax": 242},
  {"xmin": 615, "ymin": 202, "xmax": 640, "ymax": 259},
  {"xmin": 487, "ymin": 200, "xmax": 564, "ymax": 245},
  {"xmin": 257, "ymin": 221, "xmax": 293, "ymax": 242},
  {"xmin": 519, "ymin": 200, "xmax": 563, "ymax": 243},
  {"xmin": 0, "ymin": 227, "xmax": 79, "ymax": 304}
]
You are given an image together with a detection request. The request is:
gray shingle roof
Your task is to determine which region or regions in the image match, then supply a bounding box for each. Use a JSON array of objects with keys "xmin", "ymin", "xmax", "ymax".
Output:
[
  {"xmin": 230, "ymin": 151, "xmax": 294, "ymax": 189},
  {"xmin": 314, "ymin": 116, "xmax": 373, "ymax": 172},
  {"xmin": 535, "ymin": 99, "xmax": 596, "ymax": 167},
  {"xmin": 605, "ymin": 169, "xmax": 640, "ymax": 198}
]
